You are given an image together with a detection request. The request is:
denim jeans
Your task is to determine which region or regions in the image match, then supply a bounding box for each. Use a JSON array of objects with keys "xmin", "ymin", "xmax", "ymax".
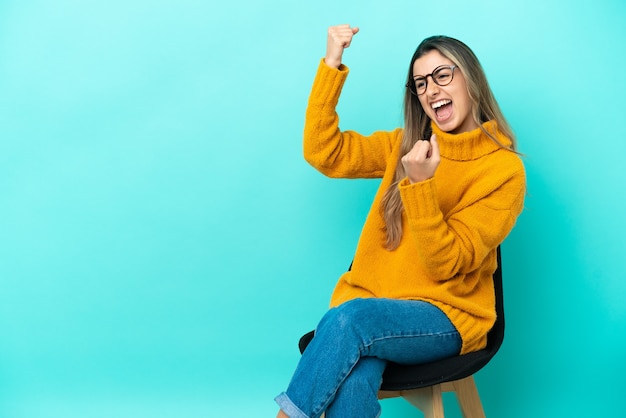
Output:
[{"xmin": 275, "ymin": 298, "xmax": 462, "ymax": 418}]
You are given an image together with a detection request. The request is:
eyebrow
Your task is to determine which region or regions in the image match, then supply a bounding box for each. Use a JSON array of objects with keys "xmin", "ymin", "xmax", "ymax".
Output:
[{"xmin": 413, "ymin": 64, "xmax": 455, "ymax": 79}]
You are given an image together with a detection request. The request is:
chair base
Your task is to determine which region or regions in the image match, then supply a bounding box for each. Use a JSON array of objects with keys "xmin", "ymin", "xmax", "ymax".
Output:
[{"xmin": 378, "ymin": 375, "xmax": 486, "ymax": 418}]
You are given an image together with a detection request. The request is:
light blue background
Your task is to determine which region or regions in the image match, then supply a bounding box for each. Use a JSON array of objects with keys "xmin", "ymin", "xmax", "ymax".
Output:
[{"xmin": 1, "ymin": 0, "xmax": 625, "ymax": 417}]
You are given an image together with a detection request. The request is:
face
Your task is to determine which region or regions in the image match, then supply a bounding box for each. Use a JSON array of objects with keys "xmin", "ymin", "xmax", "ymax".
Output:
[{"xmin": 412, "ymin": 50, "xmax": 478, "ymax": 134}]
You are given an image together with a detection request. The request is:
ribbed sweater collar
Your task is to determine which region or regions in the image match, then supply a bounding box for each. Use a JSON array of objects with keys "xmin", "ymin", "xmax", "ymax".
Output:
[{"xmin": 432, "ymin": 120, "xmax": 512, "ymax": 161}]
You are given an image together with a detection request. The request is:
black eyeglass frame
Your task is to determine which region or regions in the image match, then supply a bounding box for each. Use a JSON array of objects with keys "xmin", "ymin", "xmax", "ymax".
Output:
[{"xmin": 406, "ymin": 65, "xmax": 458, "ymax": 96}]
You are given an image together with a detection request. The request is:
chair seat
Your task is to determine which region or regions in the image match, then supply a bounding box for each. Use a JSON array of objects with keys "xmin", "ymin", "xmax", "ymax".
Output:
[{"xmin": 380, "ymin": 347, "xmax": 495, "ymax": 391}]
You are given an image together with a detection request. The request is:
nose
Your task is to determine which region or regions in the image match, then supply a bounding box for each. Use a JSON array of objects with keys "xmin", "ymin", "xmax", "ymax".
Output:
[{"xmin": 425, "ymin": 76, "xmax": 440, "ymax": 96}]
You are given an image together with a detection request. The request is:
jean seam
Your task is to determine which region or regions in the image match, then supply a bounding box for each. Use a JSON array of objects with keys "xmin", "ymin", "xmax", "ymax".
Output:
[{"xmin": 364, "ymin": 330, "xmax": 460, "ymax": 347}]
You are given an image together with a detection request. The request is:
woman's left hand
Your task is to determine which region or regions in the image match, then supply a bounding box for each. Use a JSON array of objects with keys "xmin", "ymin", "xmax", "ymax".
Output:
[{"xmin": 401, "ymin": 134, "xmax": 440, "ymax": 183}]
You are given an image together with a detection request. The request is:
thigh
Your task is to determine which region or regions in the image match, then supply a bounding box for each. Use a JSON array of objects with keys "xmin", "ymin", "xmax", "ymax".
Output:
[{"xmin": 320, "ymin": 298, "xmax": 462, "ymax": 365}]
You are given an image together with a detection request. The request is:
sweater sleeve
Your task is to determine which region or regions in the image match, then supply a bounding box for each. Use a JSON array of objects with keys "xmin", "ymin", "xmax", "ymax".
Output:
[
  {"xmin": 303, "ymin": 59, "xmax": 400, "ymax": 179},
  {"xmin": 398, "ymin": 157, "xmax": 526, "ymax": 281}
]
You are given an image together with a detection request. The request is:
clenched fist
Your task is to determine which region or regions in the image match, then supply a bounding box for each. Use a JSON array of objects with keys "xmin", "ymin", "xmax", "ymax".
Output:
[
  {"xmin": 325, "ymin": 24, "xmax": 360, "ymax": 69},
  {"xmin": 401, "ymin": 135, "xmax": 440, "ymax": 183}
]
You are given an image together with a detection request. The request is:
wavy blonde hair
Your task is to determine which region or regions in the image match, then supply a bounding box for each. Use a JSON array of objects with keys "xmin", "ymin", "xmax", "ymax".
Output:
[{"xmin": 380, "ymin": 36, "xmax": 516, "ymax": 250}]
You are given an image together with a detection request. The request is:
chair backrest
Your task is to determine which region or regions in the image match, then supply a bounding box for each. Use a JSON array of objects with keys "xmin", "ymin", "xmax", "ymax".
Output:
[
  {"xmin": 298, "ymin": 247, "xmax": 505, "ymax": 391},
  {"xmin": 487, "ymin": 246, "xmax": 505, "ymax": 351}
]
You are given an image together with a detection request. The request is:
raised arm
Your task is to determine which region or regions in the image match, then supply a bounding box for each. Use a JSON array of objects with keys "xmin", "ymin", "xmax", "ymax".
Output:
[{"xmin": 304, "ymin": 25, "xmax": 400, "ymax": 179}]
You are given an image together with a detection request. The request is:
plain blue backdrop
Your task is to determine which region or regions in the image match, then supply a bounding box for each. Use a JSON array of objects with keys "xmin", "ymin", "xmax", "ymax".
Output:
[{"xmin": 1, "ymin": 0, "xmax": 625, "ymax": 417}]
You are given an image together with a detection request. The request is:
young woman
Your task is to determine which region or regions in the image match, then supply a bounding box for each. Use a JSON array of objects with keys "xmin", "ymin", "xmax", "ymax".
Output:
[{"xmin": 275, "ymin": 24, "xmax": 525, "ymax": 418}]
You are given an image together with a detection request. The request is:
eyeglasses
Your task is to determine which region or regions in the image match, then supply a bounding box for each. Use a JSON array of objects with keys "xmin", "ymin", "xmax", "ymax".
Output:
[{"xmin": 406, "ymin": 65, "xmax": 457, "ymax": 96}]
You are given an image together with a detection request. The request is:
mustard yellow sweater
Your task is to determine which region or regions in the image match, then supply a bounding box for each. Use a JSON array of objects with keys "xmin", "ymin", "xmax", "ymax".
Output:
[{"xmin": 304, "ymin": 60, "xmax": 526, "ymax": 354}]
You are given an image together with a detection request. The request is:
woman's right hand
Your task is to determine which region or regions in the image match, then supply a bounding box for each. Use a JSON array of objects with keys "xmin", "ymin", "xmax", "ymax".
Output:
[
  {"xmin": 325, "ymin": 24, "xmax": 359, "ymax": 69},
  {"xmin": 401, "ymin": 134, "xmax": 441, "ymax": 183}
]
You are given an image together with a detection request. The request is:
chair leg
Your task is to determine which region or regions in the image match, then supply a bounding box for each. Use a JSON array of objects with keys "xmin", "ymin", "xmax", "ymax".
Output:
[
  {"xmin": 380, "ymin": 375, "xmax": 486, "ymax": 418},
  {"xmin": 450, "ymin": 376, "xmax": 485, "ymax": 418},
  {"xmin": 401, "ymin": 384, "xmax": 445, "ymax": 418}
]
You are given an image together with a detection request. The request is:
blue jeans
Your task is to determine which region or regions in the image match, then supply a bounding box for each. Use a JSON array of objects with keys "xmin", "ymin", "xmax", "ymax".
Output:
[{"xmin": 275, "ymin": 298, "xmax": 462, "ymax": 418}]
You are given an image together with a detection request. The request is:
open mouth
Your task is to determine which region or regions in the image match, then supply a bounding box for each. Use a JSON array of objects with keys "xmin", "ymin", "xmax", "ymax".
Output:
[{"xmin": 431, "ymin": 99, "xmax": 452, "ymax": 121}]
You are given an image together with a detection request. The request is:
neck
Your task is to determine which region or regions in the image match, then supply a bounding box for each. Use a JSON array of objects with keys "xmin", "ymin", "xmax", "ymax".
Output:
[{"xmin": 431, "ymin": 120, "xmax": 511, "ymax": 161}]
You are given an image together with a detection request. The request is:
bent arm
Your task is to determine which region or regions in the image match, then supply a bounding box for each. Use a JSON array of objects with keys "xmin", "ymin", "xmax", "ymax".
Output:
[
  {"xmin": 303, "ymin": 60, "xmax": 399, "ymax": 178},
  {"xmin": 400, "ymin": 160, "xmax": 526, "ymax": 280}
]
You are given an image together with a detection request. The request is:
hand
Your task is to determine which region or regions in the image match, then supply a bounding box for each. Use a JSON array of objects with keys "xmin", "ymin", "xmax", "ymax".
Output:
[
  {"xmin": 401, "ymin": 134, "xmax": 440, "ymax": 183},
  {"xmin": 325, "ymin": 24, "xmax": 359, "ymax": 69}
]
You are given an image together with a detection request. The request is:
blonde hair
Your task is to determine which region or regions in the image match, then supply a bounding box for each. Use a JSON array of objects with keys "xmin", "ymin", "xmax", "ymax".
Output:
[{"xmin": 380, "ymin": 36, "xmax": 516, "ymax": 250}]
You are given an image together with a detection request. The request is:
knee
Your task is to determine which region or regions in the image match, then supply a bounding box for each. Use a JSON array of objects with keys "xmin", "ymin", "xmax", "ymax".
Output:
[
  {"xmin": 317, "ymin": 299, "xmax": 372, "ymax": 336},
  {"xmin": 339, "ymin": 371, "xmax": 377, "ymax": 396},
  {"xmin": 342, "ymin": 358, "xmax": 385, "ymax": 393}
]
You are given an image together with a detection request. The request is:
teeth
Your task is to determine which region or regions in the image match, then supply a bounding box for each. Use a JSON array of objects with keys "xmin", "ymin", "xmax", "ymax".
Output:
[{"xmin": 431, "ymin": 100, "xmax": 451, "ymax": 109}]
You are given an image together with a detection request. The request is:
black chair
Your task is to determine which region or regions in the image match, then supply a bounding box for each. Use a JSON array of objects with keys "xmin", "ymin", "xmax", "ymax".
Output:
[{"xmin": 298, "ymin": 247, "xmax": 504, "ymax": 418}]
